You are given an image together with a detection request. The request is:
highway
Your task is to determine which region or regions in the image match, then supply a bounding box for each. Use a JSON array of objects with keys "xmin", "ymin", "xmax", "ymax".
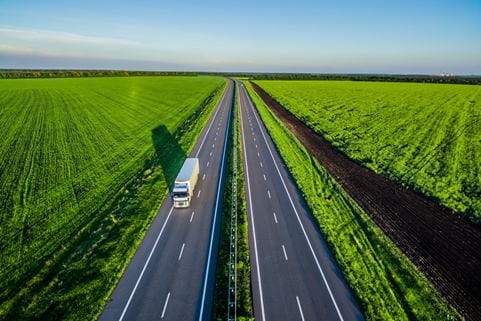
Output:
[
  {"xmin": 237, "ymin": 81, "xmax": 364, "ymax": 321},
  {"xmin": 99, "ymin": 80, "xmax": 234, "ymax": 321}
]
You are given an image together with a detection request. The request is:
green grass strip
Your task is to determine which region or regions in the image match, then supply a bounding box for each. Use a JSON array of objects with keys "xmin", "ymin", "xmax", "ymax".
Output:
[{"xmin": 213, "ymin": 83, "xmax": 253, "ymax": 321}]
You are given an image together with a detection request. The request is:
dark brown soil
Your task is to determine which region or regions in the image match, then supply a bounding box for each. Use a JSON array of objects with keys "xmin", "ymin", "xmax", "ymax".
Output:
[{"xmin": 251, "ymin": 81, "xmax": 481, "ymax": 321}]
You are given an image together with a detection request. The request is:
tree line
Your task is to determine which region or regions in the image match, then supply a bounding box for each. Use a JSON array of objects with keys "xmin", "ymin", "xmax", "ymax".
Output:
[
  {"xmin": 0, "ymin": 69, "xmax": 197, "ymax": 79},
  {"xmin": 247, "ymin": 73, "xmax": 481, "ymax": 85}
]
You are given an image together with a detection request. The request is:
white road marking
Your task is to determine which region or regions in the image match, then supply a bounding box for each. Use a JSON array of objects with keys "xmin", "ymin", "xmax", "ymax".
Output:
[
  {"xmin": 263, "ymin": 174, "xmax": 267, "ymax": 181},
  {"xmin": 260, "ymin": 162, "xmax": 263, "ymax": 168},
  {"xmin": 178, "ymin": 243, "xmax": 185, "ymax": 261},
  {"xmin": 254, "ymin": 137, "xmax": 256, "ymax": 141},
  {"xmin": 257, "ymin": 152, "xmax": 260, "ymax": 157},
  {"xmin": 190, "ymin": 211, "xmax": 195, "ymax": 222},
  {"xmin": 248, "ymin": 91, "xmax": 345, "ymax": 321},
  {"xmin": 267, "ymin": 190, "xmax": 271, "ymax": 199},
  {"xmin": 212, "ymin": 144, "xmax": 215, "ymax": 149},
  {"xmin": 202, "ymin": 173, "xmax": 206, "ymax": 180},
  {"xmin": 255, "ymin": 144, "xmax": 258, "ymax": 149},
  {"xmin": 296, "ymin": 296, "xmax": 306, "ymax": 321},
  {"xmin": 197, "ymin": 190, "xmax": 202, "ymax": 198},
  {"xmin": 207, "ymin": 161, "xmax": 210, "ymax": 167},
  {"xmin": 214, "ymin": 137, "xmax": 217, "ymax": 141},
  {"xmin": 273, "ymin": 212, "xmax": 278, "ymax": 224},
  {"xmin": 194, "ymin": 86, "xmax": 229, "ymax": 158},
  {"xmin": 210, "ymin": 151, "xmax": 213, "ymax": 157},
  {"xmin": 161, "ymin": 292, "xmax": 171, "ymax": 319},
  {"xmin": 282, "ymin": 245, "xmax": 288, "ymax": 261},
  {"xmin": 198, "ymin": 86, "xmax": 232, "ymax": 321},
  {"xmin": 239, "ymin": 89, "xmax": 266, "ymax": 321},
  {"xmin": 118, "ymin": 206, "xmax": 175, "ymax": 321},
  {"xmin": 117, "ymin": 84, "xmax": 232, "ymax": 321}
]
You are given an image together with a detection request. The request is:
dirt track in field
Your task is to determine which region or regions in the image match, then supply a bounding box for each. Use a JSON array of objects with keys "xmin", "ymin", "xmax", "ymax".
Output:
[{"xmin": 251, "ymin": 81, "xmax": 481, "ymax": 321}]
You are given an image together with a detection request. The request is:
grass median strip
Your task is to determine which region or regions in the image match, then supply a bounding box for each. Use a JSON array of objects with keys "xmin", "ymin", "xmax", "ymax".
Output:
[
  {"xmin": 243, "ymin": 81, "xmax": 460, "ymax": 321},
  {"xmin": 213, "ymin": 83, "xmax": 253, "ymax": 321}
]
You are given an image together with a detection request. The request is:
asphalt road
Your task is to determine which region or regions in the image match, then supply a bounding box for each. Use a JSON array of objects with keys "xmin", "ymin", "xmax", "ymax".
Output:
[
  {"xmin": 99, "ymin": 80, "xmax": 234, "ymax": 321},
  {"xmin": 237, "ymin": 81, "xmax": 364, "ymax": 321}
]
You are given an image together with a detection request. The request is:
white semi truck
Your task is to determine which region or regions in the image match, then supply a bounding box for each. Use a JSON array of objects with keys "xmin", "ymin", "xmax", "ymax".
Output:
[{"xmin": 172, "ymin": 158, "xmax": 200, "ymax": 208}]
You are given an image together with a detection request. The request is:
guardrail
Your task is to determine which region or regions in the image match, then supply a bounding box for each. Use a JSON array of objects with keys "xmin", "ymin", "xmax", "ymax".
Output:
[{"xmin": 227, "ymin": 99, "xmax": 238, "ymax": 321}]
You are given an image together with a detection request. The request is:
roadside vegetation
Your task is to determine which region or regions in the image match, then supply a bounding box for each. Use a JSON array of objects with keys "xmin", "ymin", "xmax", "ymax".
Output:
[
  {"xmin": 243, "ymin": 81, "xmax": 460, "ymax": 321},
  {"xmin": 254, "ymin": 80, "xmax": 481, "ymax": 222},
  {"xmin": 213, "ymin": 83, "xmax": 253, "ymax": 321},
  {"xmin": 0, "ymin": 76, "xmax": 226, "ymax": 320}
]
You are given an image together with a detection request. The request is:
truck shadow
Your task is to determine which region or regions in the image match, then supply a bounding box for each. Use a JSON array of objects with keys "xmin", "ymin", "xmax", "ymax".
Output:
[{"xmin": 150, "ymin": 124, "xmax": 186, "ymax": 184}]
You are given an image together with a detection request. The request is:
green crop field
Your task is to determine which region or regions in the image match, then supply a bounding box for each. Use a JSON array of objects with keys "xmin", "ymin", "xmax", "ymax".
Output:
[
  {"xmin": 0, "ymin": 76, "xmax": 225, "ymax": 320},
  {"xmin": 254, "ymin": 80, "xmax": 481, "ymax": 222},
  {"xmin": 244, "ymin": 81, "xmax": 459, "ymax": 320}
]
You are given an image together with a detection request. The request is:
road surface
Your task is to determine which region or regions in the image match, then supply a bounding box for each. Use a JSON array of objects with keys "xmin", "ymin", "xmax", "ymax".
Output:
[
  {"xmin": 238, "ymin": 81, "xmax": 364, "ymax": 321},
  {"xmin": 99, "ymin": 80, "xmax": 234, "ymax": 321}
]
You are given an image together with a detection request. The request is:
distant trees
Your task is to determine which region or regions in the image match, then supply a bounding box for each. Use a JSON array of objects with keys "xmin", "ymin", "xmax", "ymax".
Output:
[
  {"xmin": 0, "ymin": 70, "xmax": 197, "ymax": 79},
  {"xmin": 248, "ymin": 73, "xmax": 481, "ymax": 85}
]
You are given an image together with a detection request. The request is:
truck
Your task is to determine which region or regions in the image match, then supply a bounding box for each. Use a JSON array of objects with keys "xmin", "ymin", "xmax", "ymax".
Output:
[{"xmin": 172, "ymin": 158, "xmax": 200, "ymax": 208}]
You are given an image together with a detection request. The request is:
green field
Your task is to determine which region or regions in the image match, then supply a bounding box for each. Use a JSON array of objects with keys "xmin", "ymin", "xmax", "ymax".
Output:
[
  {"xmin": 0, "ymin": 76, "xmax": 225, "ymax": 320},
  {"xmin": 244, "ymin": 81, "xmax": 460, "ymax": 320},
  {"xmin": 254, "ymin": 80, "xmax": 481, "ymax": 221}
]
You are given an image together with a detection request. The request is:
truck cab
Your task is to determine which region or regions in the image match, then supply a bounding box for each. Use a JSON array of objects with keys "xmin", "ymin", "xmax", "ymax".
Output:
[
  {"xmin": 172, "ymin": 158, "xmax": 199, "ymax": 208},
  {"xmin": 172, "ymin": 184, "xmax": 190, "ymax": 208}
]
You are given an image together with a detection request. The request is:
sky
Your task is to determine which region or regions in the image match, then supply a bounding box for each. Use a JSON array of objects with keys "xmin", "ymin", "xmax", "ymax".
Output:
[{"xmin": 1, "ymin": 0, "xmax": 480, "ymax": 74}]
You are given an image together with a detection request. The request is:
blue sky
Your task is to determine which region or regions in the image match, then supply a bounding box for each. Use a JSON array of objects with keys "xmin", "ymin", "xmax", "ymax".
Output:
[{"xmin": 1, "ymin": 0, "xmax": 480, "ymax": 74}]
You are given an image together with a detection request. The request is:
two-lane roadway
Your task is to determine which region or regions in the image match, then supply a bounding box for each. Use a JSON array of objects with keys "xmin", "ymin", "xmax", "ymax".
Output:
[
  {"xmin": 238, "ymin": 81, "xmax": 364, "ymax": 321},
  {"xmin": 99, "ymin": 80, "xmax": 234, "ymax": 321}
]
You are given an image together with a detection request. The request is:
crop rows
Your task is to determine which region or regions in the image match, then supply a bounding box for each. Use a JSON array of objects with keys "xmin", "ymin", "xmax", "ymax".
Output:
[
  {"xmin": 254, "ymin": 80, "xmax": 481, "ymax": 222},
  {"xmin": 0, "ymin": 76, "xmax": 225, "ymax": 319}
]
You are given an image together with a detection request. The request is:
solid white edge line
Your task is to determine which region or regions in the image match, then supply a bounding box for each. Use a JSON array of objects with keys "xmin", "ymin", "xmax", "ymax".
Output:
[
  {"xmin": 118, "ymin": 81, "xmax": 230, "ymax": 321},
  {"xmin": 118, "ymin": 206, "xmax": 175, "ymax": 321},
  {"xmin": 246, "ymin": 85, "xmax": 345, "ymax": 321},
  {"xmin": 282, "ymin": 245, "xmax": 288, "ymax": 261},
  {"xmin": 198, "ymin": 81, "xmax": 232, "ymax": 321},
  {"xmin": 239, "ymin": 84, "xmax": 267, "ymax": 321},
  {"xmin": 161, "ymin": 292, "xmax": 171, "ymax": 319},
  {"xmin": 178, "ymin": 243, "xmax": 186, "ymax": 261},
  {"xmin": 296, "ymin": 296, "xmax": 306, "ymax": 321},
  {"xmin": 195, "ymin": 84, "xmax": 228, "ymax": 158}
]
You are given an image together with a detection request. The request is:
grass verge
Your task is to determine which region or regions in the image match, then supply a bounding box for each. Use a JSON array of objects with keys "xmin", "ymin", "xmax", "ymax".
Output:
[
  {"xmin": 243, "ymin": 81, "xmax": 461, "ymax": 321},
  {"xmin": 0, "ymin": 80, "xmax": 227, "ymax": 321},
  {"xmin": 212, "ymin": 83, "xmax": 253, "ymax": 321}
]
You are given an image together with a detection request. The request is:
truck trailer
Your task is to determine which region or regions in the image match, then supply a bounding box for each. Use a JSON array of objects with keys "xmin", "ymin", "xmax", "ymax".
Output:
[{"xmin": 172, "ymin": 158, "xmax": 200, "ymax": 208}]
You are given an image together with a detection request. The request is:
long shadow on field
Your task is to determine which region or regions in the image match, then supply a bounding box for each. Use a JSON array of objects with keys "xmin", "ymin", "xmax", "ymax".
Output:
[{"xmin": 150, "ymin": 124, "xmax": 186, "ymax": 184}]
